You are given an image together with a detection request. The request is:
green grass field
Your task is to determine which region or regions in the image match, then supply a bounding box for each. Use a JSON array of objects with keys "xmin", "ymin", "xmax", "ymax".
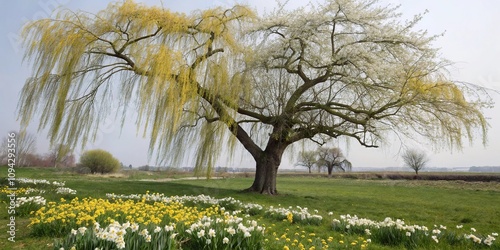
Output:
[{"xmin": 1, "ymin": 166, "xmax": 499, "ymax": 249}]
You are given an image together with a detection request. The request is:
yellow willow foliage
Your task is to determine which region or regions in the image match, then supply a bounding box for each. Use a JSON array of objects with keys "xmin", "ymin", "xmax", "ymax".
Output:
[
  {"xmin": 400, "ymin": 76, "xmax": 488, "ymax": 148},
  {"xmin": 93, "ymin": 1, "xmax": 191, "ymax": 38},
  {"xmin": 405, "ymin": 77, "xmax": 464, "ymax": 103},
  {"xmin": 18, "ymin": 0, "xmax": 256, "ymax": 172}
]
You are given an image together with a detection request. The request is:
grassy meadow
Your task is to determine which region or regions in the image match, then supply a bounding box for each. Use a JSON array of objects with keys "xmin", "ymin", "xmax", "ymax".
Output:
[{"xmin": 1, "ymin": 166, "xmax": 499, "ymax": 249}]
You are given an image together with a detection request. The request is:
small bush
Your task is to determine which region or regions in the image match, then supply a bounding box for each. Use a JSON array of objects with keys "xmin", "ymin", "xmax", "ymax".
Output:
[{"xmin": 79, "ymin": 149, "xmax": 120, "ymax": 174}]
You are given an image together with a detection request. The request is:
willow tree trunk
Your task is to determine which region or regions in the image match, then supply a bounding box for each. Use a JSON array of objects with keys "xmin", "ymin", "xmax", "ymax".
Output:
[{"xmin": 245, "ymin": 140, "xmax": 286, "ymax": 195}]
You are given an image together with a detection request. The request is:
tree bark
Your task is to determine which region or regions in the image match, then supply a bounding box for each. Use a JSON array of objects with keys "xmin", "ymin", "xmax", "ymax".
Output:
[
  {"xmin": 245, "ymin": 152, "xmax": 280, "ymax": 194},
  {"xmin": 261, "ymin": 159, "xmax": 278, "ymax": 194},
  {"xmin": 244, "ymin": 139, "xmax": 286, "ymax": 195},
  {"xmin": 246, "ymin": 160, "xmax": 265, "ymax": 192}
]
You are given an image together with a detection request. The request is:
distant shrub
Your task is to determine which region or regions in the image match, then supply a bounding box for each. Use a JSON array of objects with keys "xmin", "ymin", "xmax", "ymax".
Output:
[
  {"xmin": 79, "ymin": 149, "xmax": 120, "ymax": 174},
  {"xmin": 137, "ymin": 165, "xmax": 150, "ymax": 171}
]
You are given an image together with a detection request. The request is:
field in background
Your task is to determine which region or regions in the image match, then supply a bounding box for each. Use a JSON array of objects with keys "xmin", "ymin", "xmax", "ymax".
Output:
[{"xmin": 1, "ymin": 166, "xmax": 499, "ymax": 249}]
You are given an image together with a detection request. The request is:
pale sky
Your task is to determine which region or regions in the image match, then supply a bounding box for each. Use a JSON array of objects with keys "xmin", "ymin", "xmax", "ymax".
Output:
[{"xmin": 0, "ymin": 0, "xmax": 499, "ymax": 170}]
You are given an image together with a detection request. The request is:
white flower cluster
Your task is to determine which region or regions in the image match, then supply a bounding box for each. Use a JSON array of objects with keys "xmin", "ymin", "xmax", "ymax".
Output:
[
  {"xmin": 70, "ymin": 227, "xmax": 87, "ymax": 236},
  {"xmin": 334, "ymin": 214, "xmax": 430, "ymax": 233},
  {"xmin": 266, "ymin": 205, "xmax": 323, "ymax": 224},
  {"xmin": 464, "ymin": 232, "xmax": 497, "ymax": 246},
  {"xmin": 106, "ymin": 193, "xmax": 145, "ymax": 200},
  {"xmin": 90, "ymin": 222, "xmax": 176, "ymax": 249},
  {"xmin": 15, "ymin": 196, "xmax": 46, "ymax": 207},
  {"xmin": 24, "ymin": 188, "xmax": 45, "ymax": 194},
  {"xmin": 185, "ymin": 214, "xmax": 264, "ymax": 245},
  {"xmin": 56, "ymin": 187, "xmax": 77, "ymax": 195},
  {"xmin": 93, "ymin": 222, "xmax": 129, "ymax": 249},
  {"xmin": 354, "ymin": 214, "xmax": 429, "ymax": 233},
  {"xmin": 17, "ymin": 178, "xmax": 51, "ymax": 185},
  {"xmin": 333, "ymin": 214, "xmax": 498, "ymax": 246},
  {"xmin": 14, "ymin": 178, "xmax": 76, "ymax": 196},
  {"xmin": 242, "ymin": 202, "xmax": 264, "ymax": 214},
  {"xmin": 17, "ymin": 178, "xmax": 66, "ymax": 187},
  {"xmin": 52, "ymin": 181, "xmax": 66, "ymax": 187},
  {"xmin": 65, "ymin": 213, "xmax": 264, "ymax": 249}
]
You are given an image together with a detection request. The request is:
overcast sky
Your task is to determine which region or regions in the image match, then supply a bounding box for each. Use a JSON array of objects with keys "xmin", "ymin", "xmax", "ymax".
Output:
[{"xmin": 1, "ymin": 0, "xmax": 499, "ymax": 170}]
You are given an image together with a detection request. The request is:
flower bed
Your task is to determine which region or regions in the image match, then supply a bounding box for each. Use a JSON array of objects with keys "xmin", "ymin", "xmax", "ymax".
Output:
[{"xmin": 2, "ymin": 178, "xmax": 498, "ymax": 249}]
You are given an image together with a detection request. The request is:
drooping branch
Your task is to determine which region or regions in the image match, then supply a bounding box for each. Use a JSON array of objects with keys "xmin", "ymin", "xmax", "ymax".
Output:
[{"xmin": 196, "ymin": 84, "xmax": 263, "ymax": 159}]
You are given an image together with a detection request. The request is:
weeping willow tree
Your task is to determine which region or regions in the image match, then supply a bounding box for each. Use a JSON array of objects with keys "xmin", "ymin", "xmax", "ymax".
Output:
[{"xmin": 19, "ymin": 0, "xmax": 491, "ymax": 194}]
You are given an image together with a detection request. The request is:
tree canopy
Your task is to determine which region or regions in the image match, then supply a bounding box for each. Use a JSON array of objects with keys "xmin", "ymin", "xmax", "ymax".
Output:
[{"xmin": 18, "ymin": 0, "xmax": 491, "ymax": 194}]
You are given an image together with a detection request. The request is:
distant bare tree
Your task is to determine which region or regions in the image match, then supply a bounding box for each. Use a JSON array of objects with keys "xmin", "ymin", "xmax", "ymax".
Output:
[
  {"xmin": 18, "ymin": 132, "xmax": 38, "ymax": 166},
  {"xmin": 24, "ymin": 153, "xmax": 49, "ymax": 167},
  {"xmin": 317, "ymin": 147, "xmax": 346, "ymax": 177},
  {"xmin": 296, "ymin": 151, "xmax": 317, "ymax": 173},
  {"xmin": 48, "ymin": 144, "xmax": 74, "ymax": 168},
  {"xmin": 339, "ymin": 159, "xmax": 353, "ymax": 172},
  {"xmin": 402, "ymin": 149, "xmax": 429, "ymax": 175},
  {"xmin": 0, "ymin": 131, "xmax": 37, "ymax": 166}
]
